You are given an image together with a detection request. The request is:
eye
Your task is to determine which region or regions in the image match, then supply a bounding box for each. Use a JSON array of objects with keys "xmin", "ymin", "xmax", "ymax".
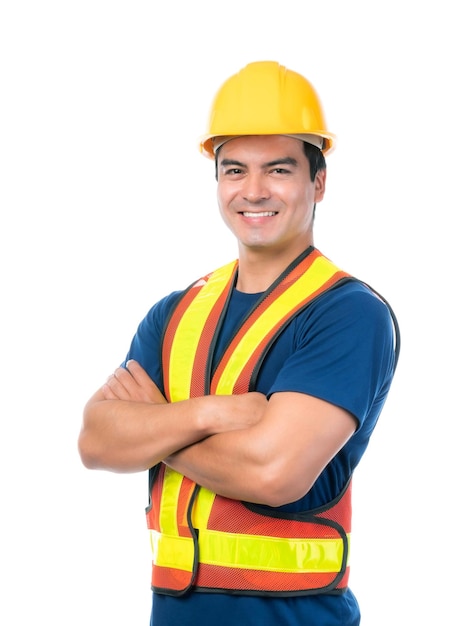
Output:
[
  {"xmin": 221, "ymin": 167, "xmax": 245, "ymax": 180},
  {"xmin": 270, "ymin": 167, "xmax": 292, "ymax": 176}
]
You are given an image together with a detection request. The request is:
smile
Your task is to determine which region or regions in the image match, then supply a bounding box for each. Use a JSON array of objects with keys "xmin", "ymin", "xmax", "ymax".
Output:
[{"xmin": 242, "ymin": 211, "xmax": 277, "ymax": 217}]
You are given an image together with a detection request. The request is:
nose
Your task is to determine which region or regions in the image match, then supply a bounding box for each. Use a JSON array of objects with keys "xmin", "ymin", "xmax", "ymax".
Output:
[{"xmin": 242, "ymin": 173, "xmax": 270, "ymax": 203}]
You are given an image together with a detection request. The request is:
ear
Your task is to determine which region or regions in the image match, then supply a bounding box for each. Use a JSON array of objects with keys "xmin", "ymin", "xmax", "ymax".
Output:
[{"xmin": 314, "ymin": 169, "xmax": 327, "ymax": 203}]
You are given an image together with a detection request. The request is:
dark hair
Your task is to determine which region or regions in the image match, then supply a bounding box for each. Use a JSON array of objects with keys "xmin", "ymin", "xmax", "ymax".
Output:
[
  {"xmin": 214, "ymin": 139, "xmax": 326, "ymax": 181},
  {"xmin": 302, "ymin": 142, "xmax": 326, "ymax": 181}
]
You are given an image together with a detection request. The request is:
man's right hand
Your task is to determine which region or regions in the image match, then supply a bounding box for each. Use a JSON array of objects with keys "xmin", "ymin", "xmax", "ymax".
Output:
[{"xmin": 102, "ymin": 359, "xmax": 167, "ymax": 404}]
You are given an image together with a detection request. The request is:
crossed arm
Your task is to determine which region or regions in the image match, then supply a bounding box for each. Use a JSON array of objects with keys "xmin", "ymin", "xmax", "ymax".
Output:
[{"xmin": 78, "ymin": 360, "xmax": 356, "ymax": 506}]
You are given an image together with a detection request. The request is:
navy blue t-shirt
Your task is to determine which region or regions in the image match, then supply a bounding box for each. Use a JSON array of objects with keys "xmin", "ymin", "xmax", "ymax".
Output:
[{"xmin": 125, "ymin": 273, "xmax": 398, "ymax": 626}]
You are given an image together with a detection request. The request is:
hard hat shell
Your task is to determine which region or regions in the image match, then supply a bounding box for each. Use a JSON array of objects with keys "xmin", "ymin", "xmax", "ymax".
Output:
[{"xmin": 199, "ymin": 61, "xmax": 335, "ymax": 159}]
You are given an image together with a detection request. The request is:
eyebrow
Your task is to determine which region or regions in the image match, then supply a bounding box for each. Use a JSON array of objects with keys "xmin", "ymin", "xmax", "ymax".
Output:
[{"xmin": 219, "ymin": 156, "xmax": 299, "ymax": 169}]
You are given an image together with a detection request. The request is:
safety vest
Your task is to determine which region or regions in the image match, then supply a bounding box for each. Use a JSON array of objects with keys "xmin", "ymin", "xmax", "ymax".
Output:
[{"xmin": 147, "ymin": 247, "xmax": 354, "ymax": 596}]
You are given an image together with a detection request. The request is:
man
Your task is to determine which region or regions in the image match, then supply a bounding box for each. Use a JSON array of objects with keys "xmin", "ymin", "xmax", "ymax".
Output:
[{"xmin": 78, "ymin": 61, "xmax": 400, "ymax": 626}]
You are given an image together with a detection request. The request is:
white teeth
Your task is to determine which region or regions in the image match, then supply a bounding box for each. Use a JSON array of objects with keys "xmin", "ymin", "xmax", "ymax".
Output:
[{"xmin": 243, "ymin": 211, "xmax": 276, "ymax": 217}]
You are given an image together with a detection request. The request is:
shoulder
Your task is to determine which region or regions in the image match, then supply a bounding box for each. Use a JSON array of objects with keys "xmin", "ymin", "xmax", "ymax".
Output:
[
  {"xmin": 298, "ymin": 278, "xmax": 398, "ymax": 347},
  {"xmin": 272, "ymin": 278, "xmax": 399, "ymax": 420},
  {"xmin": 132, "ymin": 290, "xmax": 184, "ymax": 339},
  {"xmin": 321, "ymin": 278, "xmax": 393, "ymax": 315},
  {"xmin": 124, "ymin": 289, "xmax": 186, "ymax": 385}
]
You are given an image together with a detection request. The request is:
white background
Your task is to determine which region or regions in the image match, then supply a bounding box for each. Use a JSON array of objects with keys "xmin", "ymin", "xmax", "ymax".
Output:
[{"xmin": 1, "ymin": 1, "xmax": 468, "ymax": 624}]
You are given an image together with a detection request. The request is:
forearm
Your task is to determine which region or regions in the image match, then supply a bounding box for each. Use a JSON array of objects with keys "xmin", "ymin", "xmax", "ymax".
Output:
[
  {"xmin": 79, "ymin": 394, "xmax": 216, "ymax": 473},
  {"xmin": 79, "ymin": 388, "xmax": 267, "ymax": 474},
  {"xmin": 165, "ymin": 426, "xmax": 275, "ymax": 504},
  {"xmin": 165, "ymin": 392, "xmax": 358, "ymax": 506},
  {"xmin": 79, "ymin": 360, "xmax": 268, "ymax": 474}
]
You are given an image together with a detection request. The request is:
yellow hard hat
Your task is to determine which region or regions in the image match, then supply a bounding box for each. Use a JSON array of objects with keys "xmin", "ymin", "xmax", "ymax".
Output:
[{"xmin": 199, "ymin": 61, "xmax": 335, "ymax": 159}]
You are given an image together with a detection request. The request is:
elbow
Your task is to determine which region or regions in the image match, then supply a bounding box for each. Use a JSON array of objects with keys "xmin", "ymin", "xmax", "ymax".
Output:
[
  {"xmin": 261, "ymin": 484, "xmax": 311, "ymax": 508},
  {"xmin": 77, "ymin": 427, "xmax": 104, "ymax": 470},
  {"xmin": 254, "ymin": 463, "xmax": 313, "ymax": 508},
  {"xmin": 77, "ymin": 433, "xmax": 96, "ymax": 470},
  {"xmin": 77, "ymin": 398, "xmax": 113, "ymax": 470}
]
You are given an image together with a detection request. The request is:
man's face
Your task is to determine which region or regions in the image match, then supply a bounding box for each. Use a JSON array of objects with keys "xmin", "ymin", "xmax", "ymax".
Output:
[{"xmin": 216, "ymin": 135, "xmax": 325, "ymax": 256}]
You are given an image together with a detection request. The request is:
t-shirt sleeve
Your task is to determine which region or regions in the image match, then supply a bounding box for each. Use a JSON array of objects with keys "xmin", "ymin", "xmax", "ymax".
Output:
[
  {"xmin": 267, "ymin": 282, "xmax": 398, "ymax": 431},
  {"xmin": 122, "ymin": 291, "xmax": 183, "ymax": 388}
]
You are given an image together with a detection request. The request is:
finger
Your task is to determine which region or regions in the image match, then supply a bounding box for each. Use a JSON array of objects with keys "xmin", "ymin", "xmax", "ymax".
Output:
[
  {"xmin": 126, "ymin": 360, "xmax": 167, "ymax": 403},
  {"xmin": 101, "ymin": 381, "xmax": 120, "ymax": 400},
  {"xmin": 112, "ymin": 366, "xmax": 140, "ymax": 395},
  {"xmin": 110, "ymin": 364, "xmax": 156, "ymax": 403},
  {"xmin": 125, "ymin": 359, "xmax": 151, "ymax": 385},
  {"xmin": 104, "ymin": 368, "xmax": 134, "ymax": 399}
]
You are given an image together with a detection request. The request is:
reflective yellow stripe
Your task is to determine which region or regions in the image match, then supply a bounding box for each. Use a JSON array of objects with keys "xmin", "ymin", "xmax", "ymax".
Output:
[
  {"xmin": 215, "ymin": 255, "xmax": 340, "ymax": 395},
  {"xmin": 193, "ymin": 486, "xmax": 216, "ymax": 529},
  {"xmin": 154, "ymin": 467, "xmax": 196, "ymax": 572},
  {"xmin": 154, "ymin": 530, "xmax": 350, "ymax": 574},
  {"xmin": 149, "ymin": 529, "xmax": 160, "ymax": 564},
  {"xmin": 199, "ymin": 530, "xmax": 350, "ymax": 573},
  {"xmin": 168, "ymin": 261, "xmax": 237, "ymax": 402},
  {"xmin": 157, "ymin": 486, "xmax": 349, "ymax": 575},
  {"xmin": 154, "ymin": 533, "xmax": 194, "ymax": 572},
  {"xmin": 159, "ymin": 467, "xmax": 184, "ymax": 536}
]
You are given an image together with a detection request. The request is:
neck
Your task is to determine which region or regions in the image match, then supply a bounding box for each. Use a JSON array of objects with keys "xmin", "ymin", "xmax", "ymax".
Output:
[{"xmin": 236, "ymin": 244, "xmax": 313, "ymax": 293}]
